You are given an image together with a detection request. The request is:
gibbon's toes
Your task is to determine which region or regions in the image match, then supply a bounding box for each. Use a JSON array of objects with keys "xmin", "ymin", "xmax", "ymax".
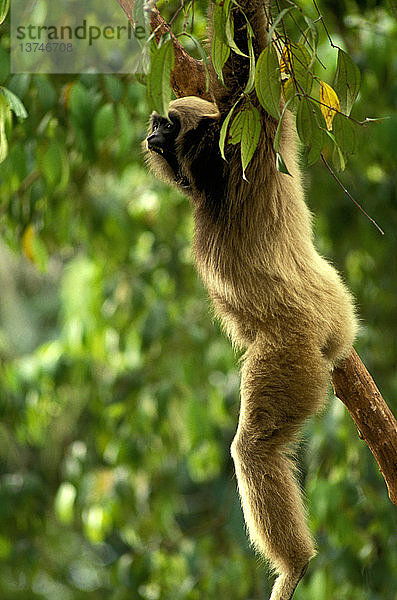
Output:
[
  {"xmin": 286, "ymin": 561, "xmax": 310, "ymax": 600},
  {"xmin": 269, "ymin": 561, "xmax": 310, "ymax": 600}
]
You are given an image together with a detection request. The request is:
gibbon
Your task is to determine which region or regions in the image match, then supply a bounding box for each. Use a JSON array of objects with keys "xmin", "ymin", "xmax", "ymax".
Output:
[{"xmin": 144, "ymin": 2, "xmax": 358, "ymax": 599}]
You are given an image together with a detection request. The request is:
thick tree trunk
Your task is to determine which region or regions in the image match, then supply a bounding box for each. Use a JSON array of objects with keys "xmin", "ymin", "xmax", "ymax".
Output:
[{"xmin": 116, "ymin": 0, "xmax": 397, "ymax": 507}]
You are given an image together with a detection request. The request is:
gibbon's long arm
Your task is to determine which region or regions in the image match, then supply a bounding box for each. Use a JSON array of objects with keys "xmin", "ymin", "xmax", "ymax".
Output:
[{"xmin": 208, "ymin": 0, "xmax": 270, "ymax": 113}]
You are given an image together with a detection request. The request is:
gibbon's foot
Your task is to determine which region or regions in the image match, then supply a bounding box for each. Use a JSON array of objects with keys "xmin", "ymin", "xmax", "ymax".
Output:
[
  {"xmin": 286, "ymin": 562, "xmax": 309, "ymax": 600},
  {"xmin": 269, "ymin": 561, "xmax": 310, "ymax": 600}
]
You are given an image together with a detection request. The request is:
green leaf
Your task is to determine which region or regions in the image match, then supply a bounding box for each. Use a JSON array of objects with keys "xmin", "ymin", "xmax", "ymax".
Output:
[
  {"xmin": 307, "ymin": 133, "xmax": 325, "ymax": 166},
  {"xmin": 229, "ymin": 110, "xmax": 245, "ymax": 145},
  {"xmin": 212, "ymin": 1, "xmax": 228, "ymax": 46},
  {"xmin": 332, "ymin": 143, "xmax": 346, "ymax": 172},
  {"xmin": 334, "ymin": 49, "xmax": 361, "ymax": 115},
  {"xmin": 302, "ymin": 16, "xmax": 319, "ymax": 50},
  {"xmin": 37, "ymin": 141, "xmax": 69, "ymax": 191},
  {"xmin": 273, "ymin": 99, "xmax": 292, "ymax": 153},
  {"xmin": 133, "ymin": 45, "xmax": 151, "ymax": 77},
  {"xmin": 296, "ymin": 99, "xmax": 313, "ymax": 146},
  {"xmin": 132, "ymin": 0, "xmax": 151, "ymax": 41},
  {"xmin": 213, "ymin": 0, "xmax": 247, "ymax": 58},
  {"xmin": 104, "ymin": 76, "xmax": 124, "ymax": 102},
  {"xmin": 0, "ymin": 93, "xmax": 10, "ymax": 163},
  {"xmin": 225, "ymin": 11, "xmax": 248, "ymax": 58},
  {"xmin": 7, "ymin": 74, "xmax": 30, "ymax": 99},
  {"xmin": 7, "ymin": 142, "xmax": 26, "ymax": 182},
  {"xmin": 255, "ymin": 46, "xmax": 281, "ymax": 119},
  {"xmin": 267, "ymin": 7, "xmax": 295, "ymax": 46},
  {"xmin": 282, "ymin": 77, "xmax": 298, "ymax": 113},
  {"xmin": 280, "ymin": 42, "xmax": 314, "ymax": 112},
  {"xmin": 332, "ymin": 113, "xmax": 357, "ymax": 157},
  {"xmin": 146, "ymin": 39, "xmax": 174, "ymax": 117},
  {"xmin": 0, "ymin": 0, "xmax": 9, "ymax": 25},
  {"xmin": 212, "ymin": 34, "xmax": 230, "ymax": 85},
  {"xmin": 0, "ymin": 87, "xmax": 28, "ymax": 119},
  {"xmin": 326, "ymin": 130, "xmax": 346, "ymax": 172},
  {"xmin": 34, "ymin": 75, "xmax": 57, "ymax": 111},
  {"xmin": 0, "ymin": 46, "xmax": 10, "ymax": 84},
  {"xmin": 219, "ymin": 101, "xmax": 239, "ymax": 160},
  {"xmin": 244, "ymin": 34, "xmax": 256, "ymax": 94},
  {"xmin": 188, "ymin": 440, "xmax": 221, "ymax": 483},
  {"xmin": 32, "ymin": 234, "xmax": 49, "ymax": 273},
  {"xmin": 240, "ymin": 104, "xmax": 261, "ymax": 180},
  {"xmin": 55, "ymin": 482, "xmax": 76, "ymax": 525},
  {"xmin": 40, "ymin": 142, "xmax": 63, "ymax": 187},
  {"xmin": 94, "ymin": 104, "xmax": 116, "ymax": 146},
  {"xmin": 290, "ymin": 43, "xmax": 314, "ymax": 94},
  {"xmin": 221, "ymin": 103, "xmax": 261, "ymax": 178},
  {"xmin": 117, "ymin": 104, "xmax": 133, "ymax": 156},
  {"xmin": 69, "ymin": 82, "xmax": 100, "ymax": 129},
  {"xmin": 276, "ymin": 152, "xmax": 291, "ymax": 175},
  {"xmin": 296, "ymin": 99, "xmax": 326, "ymax": 166}
]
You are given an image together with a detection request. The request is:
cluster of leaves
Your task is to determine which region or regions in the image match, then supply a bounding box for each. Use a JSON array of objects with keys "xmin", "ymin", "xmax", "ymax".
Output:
[
  {"xmin": 214, "ymin": 0, "xmax": 367, "ymax": 176},
  {"xmin": 133, "ymin": 0, "xmax": 210, "ymax": 119},
  {"xmin": 254, "ymin": 42, "xmax": 361, "ymax": 172},
  {"xmin": 0, "ymin": 69, "xmax": 142, "ymax": 269},
  {"xmin": 139, "ymin": 0, "xmax": 374, "ymax": 179},
  {"xmin": 0, "ymin": 0, "xmax": 145, "ymax": 270}
]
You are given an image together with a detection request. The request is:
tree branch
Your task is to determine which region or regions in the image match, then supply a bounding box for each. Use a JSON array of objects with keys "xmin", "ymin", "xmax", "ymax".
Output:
[
  {"xmin": 116, "ymin": 0, "xmax": 209, "ymax": 98},
  {"xmin": 332, "ymin": 349, "xmax": 397, "ymax": 506},
  {"xmin": 117, "ymin": 0, "xmax": 397, "ymax": 508}
]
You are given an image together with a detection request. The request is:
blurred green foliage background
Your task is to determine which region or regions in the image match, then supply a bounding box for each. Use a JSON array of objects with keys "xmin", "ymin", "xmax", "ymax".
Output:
[{"xmin": 0, "ymin": 1, "xmax": 396, "ymax": 598}]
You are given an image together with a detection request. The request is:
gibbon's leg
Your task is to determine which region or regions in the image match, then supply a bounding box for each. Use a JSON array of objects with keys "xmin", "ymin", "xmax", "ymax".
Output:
[{"xmin": 231, "ymin": 338, "xmax": 330, "ymax": 600}]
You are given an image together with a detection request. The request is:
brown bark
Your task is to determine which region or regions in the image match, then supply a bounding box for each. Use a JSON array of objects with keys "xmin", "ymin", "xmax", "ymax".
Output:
[
  {"xmin": 116, "ymin": 0, "xmax": 397, "ymax": 508},
  {"xmin": 116, "ymin": 0, "xmax": 209, "ymax": 99},
  {"xmin": 332, "ymin": 349, "xmax": 397, "ymax": 506}
]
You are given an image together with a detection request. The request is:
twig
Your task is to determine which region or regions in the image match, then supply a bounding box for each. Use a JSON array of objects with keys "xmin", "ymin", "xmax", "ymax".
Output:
[
  {"xmin": 285, "ymin": 8, "xmax": 327, "ymax": 69},
  {"xmin": 305, "ymin": 91, "xmax": 364, "ymax": 126},
  {"xmin": 17, "ymin": 171, "xmax": 41, "ymax": 195},
  {"xmin": 312, "ymin": 0, "xmax": 341, "ymax": 50},
  {"xmin": 275, "ymin": 0, "xmax": 289, "ymax": 43},
  {"xmin": 168, "ymin": 0, "xmax": 189, "ymax": 27},
  {"xmin": 320, "ymin": 154, "xmax": 384, "ymax": 235}
]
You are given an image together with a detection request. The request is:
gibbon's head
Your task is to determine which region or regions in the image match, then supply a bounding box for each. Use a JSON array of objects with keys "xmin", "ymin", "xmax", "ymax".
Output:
[{"xmin": 145, "ymin": 96, "xmax": 220, "ymax": 187}]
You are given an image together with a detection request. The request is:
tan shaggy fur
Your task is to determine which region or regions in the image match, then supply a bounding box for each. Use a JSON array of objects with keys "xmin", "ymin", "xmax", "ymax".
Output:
[{"xmin": 144, "ymin": 3, "xmax": 358, "ymax": 599}]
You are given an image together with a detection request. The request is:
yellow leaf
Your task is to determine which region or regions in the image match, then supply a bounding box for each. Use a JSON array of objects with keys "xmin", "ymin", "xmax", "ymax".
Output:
[
  {"xmin": 280, "ymin": 44, "xmax": 292, "ymax": 75},
  {"xmin": 22, "ymin": 224, "xmax": 35, "ymax": 261},
  {"xmin": 22, "ymin": 224, "xmax": 49, "ymax": 271},
  {"xmin": 319, "ymin": 81, "xmax": 340, "ymax": 130}
]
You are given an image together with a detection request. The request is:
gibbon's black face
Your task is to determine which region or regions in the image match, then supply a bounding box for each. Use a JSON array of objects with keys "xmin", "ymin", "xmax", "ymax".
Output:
[{"xmin": 147, "ymin": 113, "xmax": 181, "ymax": 175}]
